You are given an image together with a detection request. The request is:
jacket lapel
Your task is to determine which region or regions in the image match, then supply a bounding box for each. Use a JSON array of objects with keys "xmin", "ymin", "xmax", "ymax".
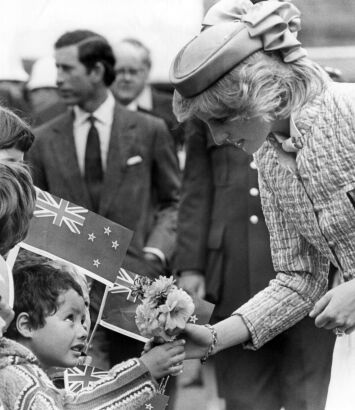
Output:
[
  {"xmin": 99, "ymin": 104, "xmax": 137, "ymax": 215},
  {"xmin": 50, "ymin": 112, "xmax": 92, "ymax": 208}
]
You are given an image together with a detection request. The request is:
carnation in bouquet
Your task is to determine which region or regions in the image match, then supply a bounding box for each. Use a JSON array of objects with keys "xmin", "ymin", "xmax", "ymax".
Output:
[{"xmin": 134, "ymin": 276, "xmax": 195, "ymax": 342}]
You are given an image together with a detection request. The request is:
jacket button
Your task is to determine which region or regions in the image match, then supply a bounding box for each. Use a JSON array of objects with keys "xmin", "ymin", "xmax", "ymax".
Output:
[
  {"xmin": 328, "ymin": 240, "xmax": 336, "ymax": 247},
  {"xmin": 249, "ymin": 187, "xmax": 259, "ymax": 196},
  {"xmin": 249, "ymin": 215, "xmax": 259, "ymax": 224},
  {"xmin": 249, "ymin": 161, "xmax": 257, "ymax": 170}
]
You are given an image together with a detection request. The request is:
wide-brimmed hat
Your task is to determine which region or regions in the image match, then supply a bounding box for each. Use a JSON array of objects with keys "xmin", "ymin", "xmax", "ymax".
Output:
[{"xmin": 170, "ymin": 0, "xmax": 307, "ymax": 98}]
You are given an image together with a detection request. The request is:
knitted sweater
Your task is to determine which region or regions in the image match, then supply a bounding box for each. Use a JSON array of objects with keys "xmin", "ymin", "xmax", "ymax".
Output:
[{"xmin": 0, "ymin": 338, "xmax": 157, "ymax": 410}]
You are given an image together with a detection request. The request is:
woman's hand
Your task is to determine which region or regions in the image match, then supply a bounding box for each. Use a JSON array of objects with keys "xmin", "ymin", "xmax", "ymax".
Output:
[
  {"xmin": 181, "ymin": 324, "xmax": 213, "ymax": 360},
  {"xmin": 143, "ymin": 324, "xmax": 217, "ymax": 361},
  {"xmin": 309, "ymin": 278, "xmax": 355, "ymax": 334}
]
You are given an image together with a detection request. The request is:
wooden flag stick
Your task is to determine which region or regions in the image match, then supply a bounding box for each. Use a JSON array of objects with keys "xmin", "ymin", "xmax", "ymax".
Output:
[{"xmin": 85, "ymin": 285, "xmax": 109, "ymax": 354}]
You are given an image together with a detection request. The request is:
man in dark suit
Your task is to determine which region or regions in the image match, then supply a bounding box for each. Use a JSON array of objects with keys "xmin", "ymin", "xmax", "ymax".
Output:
[
  {"xmin": 174, "ymin": 120, "xmax": 335, "ymax": 410},
  {"xmin": 27, "ymin": 30, "xmax": 180, "ymax": 370},
  {"xmin": 111, "ymin": 38, "xmax": 185, "ymax": 155}
]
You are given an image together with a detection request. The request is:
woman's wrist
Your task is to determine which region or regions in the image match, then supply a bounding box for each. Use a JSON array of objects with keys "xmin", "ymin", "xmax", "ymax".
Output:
[
  {"xmin": 200, "ymin": 324, "xmax": 218, "ymax": 364},
  {"xmin": 213, "ymin": 314, "xmax": 251, "ymax": 353}
]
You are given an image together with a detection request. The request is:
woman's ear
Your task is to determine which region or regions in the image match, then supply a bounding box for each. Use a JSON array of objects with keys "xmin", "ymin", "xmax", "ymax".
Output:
[{"xmin": 16, "ymin": 312, "xmax": 33, "ymax": 338}]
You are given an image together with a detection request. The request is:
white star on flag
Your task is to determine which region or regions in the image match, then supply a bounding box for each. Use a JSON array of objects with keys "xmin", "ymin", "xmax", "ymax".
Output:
[
  {"xmin": 112, "ymin": 240, "xmax": 119, "ymax": 250},
  {"xmin": 34, "ymin": 189, "xmax": 88, "ymax": 234},
  {"xmin": 93, "ymin": 259, "xmax": 101, "ymax": 268},
  {"xmin": 88, "ymin": 233, "xmax": 96, "ymax": 242},
  {"xmin": 145, "ymin": 404, "xmax": 153, "ymax": 410},
  {"xmin": 104, "ymin": 226, "xmax": 111, "ymax": 235},
  {"xmin": 189, "ymin": 315, "xmax": 198, "ymax": 324}
]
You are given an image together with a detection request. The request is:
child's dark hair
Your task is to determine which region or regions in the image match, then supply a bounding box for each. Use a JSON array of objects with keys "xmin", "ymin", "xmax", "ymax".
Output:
[
  {"xmin": 0, "ymin": 160, "xmax": 36, "ymax": 256},
  {"xmin": 0, "ymin": 106, "xmax": 34, "ymax": 152},
  {"xmin": 6, "ymin": 263, "xmax": 84, "ymax": 339}
]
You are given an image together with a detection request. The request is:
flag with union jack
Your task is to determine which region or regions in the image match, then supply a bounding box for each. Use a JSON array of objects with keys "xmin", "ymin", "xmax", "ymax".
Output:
[
  {"xmin": 99, "ymin": 268, "xmax": 215, "ymax": 341},
  {"xmin": 64, "ymin": 365, "xmax": 169, "ymax": 409},
  {"xmin": 64, "ymin": 365, "xmax": 109, "ymax": 393},
  {"xmin": 20, "ymin": 188, "xmax": 133, "ymax": 285},
  {"xmin": 35, "ymin": 190, "xmax": 88, "ymax": 234}
]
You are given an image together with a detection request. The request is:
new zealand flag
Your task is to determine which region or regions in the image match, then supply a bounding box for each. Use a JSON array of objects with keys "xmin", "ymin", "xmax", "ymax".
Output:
[{"xmin": 20, "ymin": 188, "xmax": 133, "ymax": 285}]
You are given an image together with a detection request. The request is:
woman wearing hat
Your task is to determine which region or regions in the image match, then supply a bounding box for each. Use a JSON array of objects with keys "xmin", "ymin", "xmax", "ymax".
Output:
[{"xmin": 170, "ymin": 0, "xmax": 355, "ymax": 408}]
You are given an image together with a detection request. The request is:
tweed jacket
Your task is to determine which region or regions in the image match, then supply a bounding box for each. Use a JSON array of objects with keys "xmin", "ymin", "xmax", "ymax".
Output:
[
  {"xmin": 27, "ymin": 103, "xmax": 180, "ymax": 276},
  {"xmin": 0, "ymin": 338, "xmax": 157, "ymax": 410},
  {"xmin": 236, "ymin": 82, "xmax": 355, "ymax": 349}
]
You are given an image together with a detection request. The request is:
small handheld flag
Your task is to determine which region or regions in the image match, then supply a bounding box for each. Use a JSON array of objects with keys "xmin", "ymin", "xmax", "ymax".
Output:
[
  {"xmin": 99, "ymin": 268, "xmax": 215, "ymax": 341},
  {"xmin": 21, "ymin": 188, "xmax": 133, "ymax": 286},
  {"xmin": 64, "ymin": 365, "xmax": 169, "ymax": 410}
]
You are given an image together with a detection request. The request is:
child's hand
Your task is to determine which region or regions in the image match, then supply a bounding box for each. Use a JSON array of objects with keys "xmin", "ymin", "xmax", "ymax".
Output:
[
  {"xmin": 141, "ymin": 336, "xmax": 166, "ymax": 355},
  {"xmin": 140, "ymin": 339, "xmax": 185, "ymax": 379},
  {"xmin": 0, "ymin": 299, "xmax": 14, "ymax": 336}
]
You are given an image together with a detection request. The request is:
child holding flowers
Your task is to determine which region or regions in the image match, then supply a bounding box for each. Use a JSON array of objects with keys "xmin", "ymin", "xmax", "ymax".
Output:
[{"xmin": 0, "ymin": 262, "xmax": 186, "ymax": 410}]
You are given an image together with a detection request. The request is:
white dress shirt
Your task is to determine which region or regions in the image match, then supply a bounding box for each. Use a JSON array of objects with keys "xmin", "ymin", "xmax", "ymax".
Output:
[{"xmin": 73, "ymin": 91, "xmax": 115, "ymax": 174}]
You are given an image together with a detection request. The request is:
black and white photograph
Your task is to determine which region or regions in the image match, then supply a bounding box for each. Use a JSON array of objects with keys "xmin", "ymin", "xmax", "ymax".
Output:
[{"xmin": 1, "ymin": 1, "xmax": 355, "ymax": 409}]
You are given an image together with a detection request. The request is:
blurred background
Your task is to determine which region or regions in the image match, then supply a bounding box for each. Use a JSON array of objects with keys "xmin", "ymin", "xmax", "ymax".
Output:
[{"xmin": 1, "ymin": 0, "xmax": 355, "ymax": 84}]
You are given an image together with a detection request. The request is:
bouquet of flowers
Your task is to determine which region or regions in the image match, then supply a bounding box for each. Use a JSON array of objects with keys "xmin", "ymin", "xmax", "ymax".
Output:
[{"xmin": 134, "ymin": 276, "xmax": 195, "ymax": 342}]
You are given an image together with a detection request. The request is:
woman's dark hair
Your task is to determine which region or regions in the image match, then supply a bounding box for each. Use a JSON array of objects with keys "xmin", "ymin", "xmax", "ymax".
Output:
[
  {"xmin": 0, "ymin": 106, "xmax": 34, "ymax": 152},
  {"xmin": 6, "ymin": 263, "xmax": 84, "ymax": 339},
  {"xmin": 55, "ymin": 29, "xmax": 116, "ymax": 86}
]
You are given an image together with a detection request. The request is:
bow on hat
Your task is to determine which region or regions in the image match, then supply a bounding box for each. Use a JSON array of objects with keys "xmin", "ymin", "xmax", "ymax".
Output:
[{"xmin": 203, "ymin": 0, "xmax": 307, "ymax": 63}]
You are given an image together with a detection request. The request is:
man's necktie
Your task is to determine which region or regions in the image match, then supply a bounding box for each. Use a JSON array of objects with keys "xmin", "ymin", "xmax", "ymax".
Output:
[{"xmin": 84, "ymin": 115, "xmax": 103, "ymax": 213}]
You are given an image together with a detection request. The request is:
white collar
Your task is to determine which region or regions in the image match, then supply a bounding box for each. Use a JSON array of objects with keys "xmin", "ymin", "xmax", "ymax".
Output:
[
  {"xmin": 73, "ymin": 91, "xmax": 115, "ymax": 125},
  {"xmin": 125, "ymin": 85, "xmax": 153, "ymax": 112},
  {"xmin": 136, "ymin": 85, "xmax": 153, "ymax": 111},
  {"xmin": 126, "ymin": 100, "xmax": 139, "ymax": 111}
]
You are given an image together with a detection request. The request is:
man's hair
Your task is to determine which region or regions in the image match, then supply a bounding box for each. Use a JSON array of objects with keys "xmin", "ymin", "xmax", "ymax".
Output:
[
  {"xmin": 173, "ymin": 50, "xmax": 329, "ymax": 123},
  {"xmin": 119, "ymin": 38, "xmax": 152, "ymax": 70},
  {"xmin": 0, "ymin": 106, "xmax": 34, "ymax": 152},
  {"xmin": 0, "ymin": 160, "xmax": 36, "ymax": 256},
  {"xmin": 6, "ymin": 263, "xmax": 84, "ymax": 339},
  {"xmin": 54, "ymin": 29, "xmax": 116, "ymax": 86}
]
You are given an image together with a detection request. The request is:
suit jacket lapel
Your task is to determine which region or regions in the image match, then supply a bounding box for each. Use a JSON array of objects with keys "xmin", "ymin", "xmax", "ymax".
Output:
[
  {"xmin": 99, "ymin": 104, "xmax": 136, "ymax": 215},
  {"xmin": 50, "ymin": 111, "xmax": 92, "ymax": 208}
]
